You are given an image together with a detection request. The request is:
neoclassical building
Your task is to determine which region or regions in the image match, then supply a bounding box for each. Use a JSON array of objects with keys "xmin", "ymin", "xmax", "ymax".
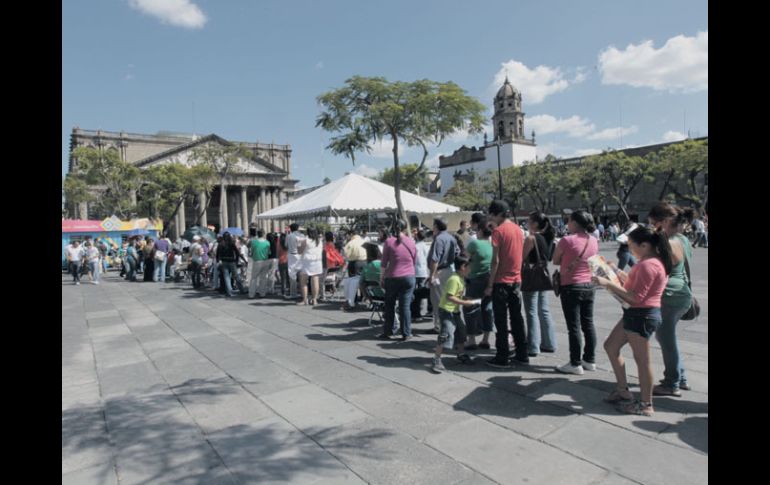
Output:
[
  {"xmin": 67, "ymin": 128, "xmax": 299, "ymax": 235},
  {"xmin": 438, "ymin": 77, "xmax": 537, "ymax": 196}
]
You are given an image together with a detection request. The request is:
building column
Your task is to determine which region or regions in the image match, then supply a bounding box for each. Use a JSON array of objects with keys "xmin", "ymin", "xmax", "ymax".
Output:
[
  {"xmin": 79, "ymin": 202, "xmax": 88, "ymax": 220},
  {"xmin": 260, "ymin": 188, "xmax": 268, "ymax": 232},
  {"xmin": 251, "ymin": 192, "xmax": 260, "ymax": 232},
  {"xmin": 178, "ymin": 198, "xmax": 186, "ymax": 235},
  {"xmin": 130, "ymin": 190, "xmax": 137, "ymax": 208},
  {"xmin": 198, "ymin": 191, "xmax": 208, "ymax": 227},
  {"xmin": 220, "ymin": 185, "xmax": 228, "ymax": 230},
  {"xmin": 240, "ymin": 186, "xmax": 249, "ymax": 233}
]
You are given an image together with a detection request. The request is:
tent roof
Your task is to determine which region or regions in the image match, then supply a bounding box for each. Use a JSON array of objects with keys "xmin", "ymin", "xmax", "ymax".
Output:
[{"xmin": 254, "ymin": 173, "xmax": 460, "ymax": 219}]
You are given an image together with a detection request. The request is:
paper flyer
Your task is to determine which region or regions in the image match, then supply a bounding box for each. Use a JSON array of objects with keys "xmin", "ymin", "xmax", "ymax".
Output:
[{"xmin": 588, "ymin": 255, "xmax": 630, "ymax": 308}]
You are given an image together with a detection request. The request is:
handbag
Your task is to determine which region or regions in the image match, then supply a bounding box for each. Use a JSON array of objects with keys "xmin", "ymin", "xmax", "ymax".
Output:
[
  {"xmin": 680, "ymin": 253, "xmax": 700, "ymax": 320},
  {"xmin": 553, "ymin": 236, "xmax": 591, "ymax": 298},
  {"xmin": 521, "ymin": 235, "xmax": 552, "ymax": 292},
  {"xmin": 154, "ymin": 249, "xmax": 166, "ymax": 262}
]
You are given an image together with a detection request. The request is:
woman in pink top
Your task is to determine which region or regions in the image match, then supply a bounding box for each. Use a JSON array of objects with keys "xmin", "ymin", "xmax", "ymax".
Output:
[
  {"xmin": 551, "ymin": 210, "xmax": 599, "ymax": 375},
  {"xmin": 594, "ymin": 226, "xmax": 673, "ymax": 417},
  {"xmin": 380, "ymin": 220, "xmax": 417, "ymax": 341}
]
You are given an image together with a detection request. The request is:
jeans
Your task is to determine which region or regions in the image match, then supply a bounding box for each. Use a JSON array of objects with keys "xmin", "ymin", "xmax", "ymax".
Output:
[
  {"xmin": 279, "ymin": 262, "xmax": 289, "ymax": 296},
  {"xmin": 88, "ymin": 261, "xmax": 100, "ymax": 283},
  {"xmin": 695, "ymin": 232, "xmax": 708, "ymax": 247},
  {"xmin": 190, "ymin": 260, "xmax": 202, "ymax": 288},
  {"xmin": 465, "ymin": 274, "xmax": 494, "ymax": 335},
  {"xmin": 559, "ymin": 284, "xmax": 596, "ymax": 366},
  {"xmin": 220, "ymin": 262, "xmax": 238, "ymax": 296},
  {"xmin": 69, "ymin": 261, "xmax": 82, "ymax": 283},
  {"xmin": 655, "ymin": 302, "xmax": 690, "ymax": 389},
  {"xmin": 438, "ymin": 309, "xmax": 465, "ymax": 350},
  {"xmin": 154, "ymin": 259, "xmax": 167, "ymax": 282},
  {"xmin": 492, "ymin": 282, "xmax": 528, "ymax": 361},
  {"xmin": 384, "ymin": 276, "xmax": 415, "ymax": 337},
  {"xmin": 125, "ymin": 257, "xmax": 137, "ymax": 281},
  {"xmin": 212, "ymin": 262, "xmax": 221, "ymax": 289},
  {"xmin": 430, "ymin": 268, "xmax": 454, "ymax": 331},
  {"xmin": 523, "ymin": 290, "xmax": 557, "ymax": 353},
  {"xmin": 617, "ymin": 249, "xmax": 636, "ymax": 270}
]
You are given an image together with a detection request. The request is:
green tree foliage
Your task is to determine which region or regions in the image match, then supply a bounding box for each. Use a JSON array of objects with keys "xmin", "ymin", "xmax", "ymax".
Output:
[
  {"xmin": 316, "ymin": 76, "xmax": 486, "ymax": 226},
  {"xmin": 66, "ymin": 146, "xmax": 141, "ymax": 219},
  {"xmin": 137, "ymin": 163, "xmax": 215, "ymax": 231},
  {"xmin": 520, "ymin": 160, "xmax": 559, "ymax": 213},
  {"xmin": 189, "ymin": 142, "xmax": 253, "ymax": 228},
  {"xmin": 654, "ymin": 139, "xmax": 708, "ymax": 209},
  {"xmin": 443, "ymin": 173, "xmax": 495, "ymax": 211},
  {"xmin": 378, "ymin": 163, "xmax": 429, "ymax": 194}
]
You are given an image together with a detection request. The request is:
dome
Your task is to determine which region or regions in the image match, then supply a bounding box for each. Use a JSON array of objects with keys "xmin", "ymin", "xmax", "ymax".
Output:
[{"xmin": 495, "ymin": 77, "xmax": 519, "ymax": 99}]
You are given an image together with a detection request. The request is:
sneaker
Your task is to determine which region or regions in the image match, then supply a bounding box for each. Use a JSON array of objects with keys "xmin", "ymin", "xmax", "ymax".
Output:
[
  {"xmin": 540, "ymin": 347, "xmax": 556, "ymax": 353},
  {"xmin": 400, "ymin": 335, "xmax": 412, "ymax": 342},
  {"xmin": 556, "ymin": 363, "xmax": 584, "ymax": 375},
  {"xmin": 431, "ymin": 358, "xmax": 446, "ymax": 373},
  {"xmin": 528, "ymin": 352, "xmax": 539, "ymax": 357},
  {"xmin": 478, "ymin": 342, "xmax": 491, "ymax": 350},
  {"xmin": 377, "ymin": 333, "xmax": 392, "ymax": 340},
  {"xmin": 512, "ymin": 356, "xmax": 530, "ymax": 365},
  {"xmin": 457, "ymin": 353, "xmax": 474, "ymax": 364},
  {"xmin": 486, "ymin": 358, "xmax": 511, "ymax": 369},
  {"xmin": 581, "ymin": 361, "xmax": 597, "ymax": 371},
  {"xmin": 75, "ymin": 282, "xmax": 80, "ymax": 285},
  {"xmin": 653, "ymin": 385, "xmax": 682, "ymax": 397},
  {"xmin": 679, "ymin": 382, "xmax": 691, "ymax": 391}
]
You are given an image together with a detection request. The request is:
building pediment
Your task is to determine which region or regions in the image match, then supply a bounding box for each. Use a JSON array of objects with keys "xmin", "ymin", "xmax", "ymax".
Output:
[{"xmin": 134, "ymin": 134, "xmax": 286, "ymax": 174}]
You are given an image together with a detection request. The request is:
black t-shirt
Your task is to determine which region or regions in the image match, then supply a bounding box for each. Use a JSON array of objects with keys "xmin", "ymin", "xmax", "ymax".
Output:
[
  {"xmin": 527, "ymin": 234, "xmax": 554, "ymax": 264},
  {"xmin": 216, "ymin": 243, "xmax": 239, "ymax": 262}
]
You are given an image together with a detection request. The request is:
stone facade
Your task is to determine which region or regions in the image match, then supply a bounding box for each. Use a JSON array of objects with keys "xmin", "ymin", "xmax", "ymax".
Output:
[{"xmin": 67, "ymin": 128, "xmax": 299, "ymax": 235}]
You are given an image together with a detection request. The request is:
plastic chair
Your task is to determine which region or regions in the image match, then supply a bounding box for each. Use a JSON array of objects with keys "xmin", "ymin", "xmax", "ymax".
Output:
[{"xmin": 363, "ymin": 280, "xmax": 386, "ymax": 326}]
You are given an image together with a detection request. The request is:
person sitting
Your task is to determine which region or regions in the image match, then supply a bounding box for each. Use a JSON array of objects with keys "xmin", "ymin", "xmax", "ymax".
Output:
[{"xmin": 359, "ymin": 242, "xmax": 384, "ymax": 304}]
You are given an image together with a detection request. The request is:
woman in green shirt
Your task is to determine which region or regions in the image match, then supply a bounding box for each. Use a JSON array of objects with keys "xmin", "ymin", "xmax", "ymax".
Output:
[
  {"xmin": 647, "ymin": 202, "xmax": 695, "ymax": 396},
  {"xmin": 464, "ymin": 218, "xmax": 494, "ymax": 350}
]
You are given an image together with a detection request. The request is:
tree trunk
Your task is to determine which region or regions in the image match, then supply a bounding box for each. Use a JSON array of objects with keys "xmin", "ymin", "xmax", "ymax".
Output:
[
  {"xmin": 219, "ymin": 182, "xmax": 227, "ymax": 230},
  {"xmin": 658, "ymin": 171, "xmax": 675, "ymax": 200},
  {"xmin": 391, "ymin": 133, "xmax": 408, "ymax": 232}
]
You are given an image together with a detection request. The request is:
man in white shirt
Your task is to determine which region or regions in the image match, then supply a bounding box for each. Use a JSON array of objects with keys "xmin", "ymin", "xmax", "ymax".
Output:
[
  {"xmin": 84, "ymin": 241, "xmax": 101, "ymax": 284},
  {"xmin": 65, "ymin": 240, "xmax": 85, "ymax": 285}
]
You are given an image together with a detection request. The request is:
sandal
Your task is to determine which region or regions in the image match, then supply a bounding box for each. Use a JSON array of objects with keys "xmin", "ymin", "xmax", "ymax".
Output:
[
  {"xmin": 617, "ymin": 400, "xmax": 654, "ymax": 417},
  {"xmin": 604, "ymin": 388, "xmax": 633, "ymax": 404}
]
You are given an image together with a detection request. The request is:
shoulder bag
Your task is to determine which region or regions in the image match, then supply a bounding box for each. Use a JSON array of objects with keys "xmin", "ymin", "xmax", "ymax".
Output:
[
  {"xmin": 521, "ymin": 235, "xmax": 552, "ymax": 292},
  {"xmin": 552, "ymin": 236, "xmax": 590, "ymax": 297}
]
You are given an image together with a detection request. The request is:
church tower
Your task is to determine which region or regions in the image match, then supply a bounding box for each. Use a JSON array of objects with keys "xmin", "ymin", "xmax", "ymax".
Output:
[{"xmin": 492, "ymin": 76, "xmax": 526, "ymax": 142}]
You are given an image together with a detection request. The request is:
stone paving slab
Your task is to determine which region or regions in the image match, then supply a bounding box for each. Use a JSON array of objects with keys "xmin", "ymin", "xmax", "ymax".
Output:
[{"xmin": 63, "ymin": 248, "xmax": 708, "ymax": 484}]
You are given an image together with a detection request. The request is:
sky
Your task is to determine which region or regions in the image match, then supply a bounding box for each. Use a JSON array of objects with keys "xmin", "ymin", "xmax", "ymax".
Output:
[{"xmin": 63, "ymin": 0, "xmax": 708, "ymax": 188}]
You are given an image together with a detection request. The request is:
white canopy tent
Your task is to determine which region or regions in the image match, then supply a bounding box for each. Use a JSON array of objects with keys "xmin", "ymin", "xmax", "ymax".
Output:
[{"xmin": 254, "ymin": 173, "xmax": 460, "ymax": 219}]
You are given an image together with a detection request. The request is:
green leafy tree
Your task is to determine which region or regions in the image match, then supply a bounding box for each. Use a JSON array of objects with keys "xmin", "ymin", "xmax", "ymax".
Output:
[
  {"xmin": 66, "ymin": 146, "xmax": 141, "ymax": 219},
  {"xmin": 189, "ymin": 142, "xmax": 252, "ymax": 228},
  {"xmin": 656, "ymin": 139, "xmax": 708, "ymax": 210},
  {"xmin": 378, "ymin": 163, "xmax": 429, "ymax": 194},
  {"xmin": 561, "ymin": 160, "xmax": 609, "ymax": 216},
  {"xmin": 137, "ymin": 163, "xmax": 215, "ymax": 232},
  {"xmin": 520, "ymin": 160, "xmax": 559, "ymax": 213},
  {"xmin": 443, "ymin": 173, "xmax": 495, "ymax": 211},
  {"xmin": 580, "ymin": 151, "xmax": 654, "ymax": 223},
  {"xmin": 316, "ymin": 76, "xmax": 486, "ymax": 227},
  {"xmin": 63, "ymin": 175, "xmax": 96, "ymax": 218}
]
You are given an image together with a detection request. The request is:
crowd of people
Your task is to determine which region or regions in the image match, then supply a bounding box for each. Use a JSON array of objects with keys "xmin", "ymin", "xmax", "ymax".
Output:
[{"xmin": 63, "ymin": 201, "xmax": 704, "ymax": 417}]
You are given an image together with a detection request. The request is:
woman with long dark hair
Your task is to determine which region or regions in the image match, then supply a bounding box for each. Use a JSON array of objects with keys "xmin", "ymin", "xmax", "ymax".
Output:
[
  {"xmin": 595, "ymin": 225, "xmax": 673, "ymax": 416},
  {"xmin": 521, "ymin": 212, "xmax": 557, "ymax": 356},
  {"xmin": 143, "ymin": 237, "xmax": 155, "ymax": 282},
  {"xmin": 278, "ymin": 232, "xmax": 289, "ymax": 297},
  {"xmin": 552, "ymin": 210, "xmax": 599, "ymax": 375},
  {"xmin": 380, "ymin": 220, "xmax": 417, "ymax": 340},
  {"xmin": 647, "ymin": 203, "xmax": 695, "ymax": 396}
]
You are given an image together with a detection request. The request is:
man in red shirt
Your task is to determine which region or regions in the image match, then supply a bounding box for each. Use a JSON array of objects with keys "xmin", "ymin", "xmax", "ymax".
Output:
[{"xmin": 485, "ymin": 200, "xmax": 529, "ymax": 367}]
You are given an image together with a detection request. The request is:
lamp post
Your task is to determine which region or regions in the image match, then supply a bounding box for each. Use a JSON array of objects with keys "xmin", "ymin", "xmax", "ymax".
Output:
[{"xmin": 495, "ymin": 140, "xmax": 503, "ymax": 200}]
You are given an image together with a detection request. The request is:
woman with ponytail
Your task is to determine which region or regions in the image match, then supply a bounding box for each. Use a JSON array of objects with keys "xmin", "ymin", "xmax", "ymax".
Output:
[
  {"xmin": 594, "ymin": 225, "xmax": 673, "ymax": 416},
  {"xmin": 521, "ymin": 212, "xmax": 558, "ymax": 356},
  {"xmin": 380, "ymin": 220, "xmax": 417, "ymax": 340},
  {"xmin": 647, "ymin": 203, "xmax": 695, "ymax": 396}
]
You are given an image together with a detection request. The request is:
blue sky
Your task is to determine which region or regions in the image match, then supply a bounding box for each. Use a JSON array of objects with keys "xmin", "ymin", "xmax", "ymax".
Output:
[{"xmin": 63, "ymin": 0, "xmax": 708, "ymax": 187}]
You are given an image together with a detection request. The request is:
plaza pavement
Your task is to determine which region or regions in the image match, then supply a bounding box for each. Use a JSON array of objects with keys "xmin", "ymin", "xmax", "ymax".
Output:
[{"xmin": 62, "ymin": 242, "xmax": 708, "ymax": 484}]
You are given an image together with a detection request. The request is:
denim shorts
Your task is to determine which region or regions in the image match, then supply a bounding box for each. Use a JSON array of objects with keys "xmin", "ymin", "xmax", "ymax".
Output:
[
  {"xmin": 623, "ymin": 307, "xmax": 662, "ymax": 339},
  {"xmin": 438, "ymin": 309, "xmax": 466, "ymax": 350}
]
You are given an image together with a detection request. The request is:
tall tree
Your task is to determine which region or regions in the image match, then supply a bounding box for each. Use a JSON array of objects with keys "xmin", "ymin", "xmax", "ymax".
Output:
[
  {"xmin": 316, "ymin": 76, "xmax": 486, "ymax": 227},
  {"xmin": 659, "ymin": 139, "xmax": 708, "ymax": 210},
  {"xmin": 66, "ymin": 146, "xmax": 141, "ymax": 219},
  {"xmin": 520, "ymin": 160, "xmax": 558, "ymax": 213},
  {"xmin": 189, "ymin": 142, "xmax": 252, "ymax": 228},
  {"xmin": 137, "ymin": 163, "xmax": 215, "ymax": 233},
  {"xmin": 561, "ymin": 160, "xmax": 609, "ymax": 216},
  {"xmin": 584, "ymin": 151, "xmax": 654, "ymax": 223}
]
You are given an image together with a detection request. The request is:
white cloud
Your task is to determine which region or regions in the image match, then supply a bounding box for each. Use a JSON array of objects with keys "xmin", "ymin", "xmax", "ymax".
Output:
[
  {"xmin": 535, "ymin": 143, "xmax": 560, "ymax": 159},
  {"xmin": 572, "ymin": 67, "xmax": 589, "ymax": 84},
  {"xmin": 662, "ymin": 130, "xmax": 687, "ymax": 142},
  {"xmin": 492, "ymin": 60, "xmax": 573, "ymax": 104},
  {"xmin": 587, "ymin": 125, "xmax": 638, "ymax": 141},
  {"xmin": 368, "ymin": 139, "xmax": 407, "ymax": 158},
  {"xmin": 598, "ymin": 31, "xmax": 707, "ymax": 93},
  {"xmin": 527, "ymin": 114, "xmax": 595, "ymax": 138},
  {"xmin": 128, "ymin": 0, "xmax": 207, "ymax": 29},
  {"xmin": 571, "ymin": 148, "xmax": 603, "ymax": 157},
  {"xmin": 352, "ymin": 164, "xmax": 381, "ymax": 178}
]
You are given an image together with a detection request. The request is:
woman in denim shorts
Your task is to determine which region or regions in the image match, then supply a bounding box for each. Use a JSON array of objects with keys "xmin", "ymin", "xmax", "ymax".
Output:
[{"xmin": 593, "ymin": 226, "xmax": 673, "ymax": 417}]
